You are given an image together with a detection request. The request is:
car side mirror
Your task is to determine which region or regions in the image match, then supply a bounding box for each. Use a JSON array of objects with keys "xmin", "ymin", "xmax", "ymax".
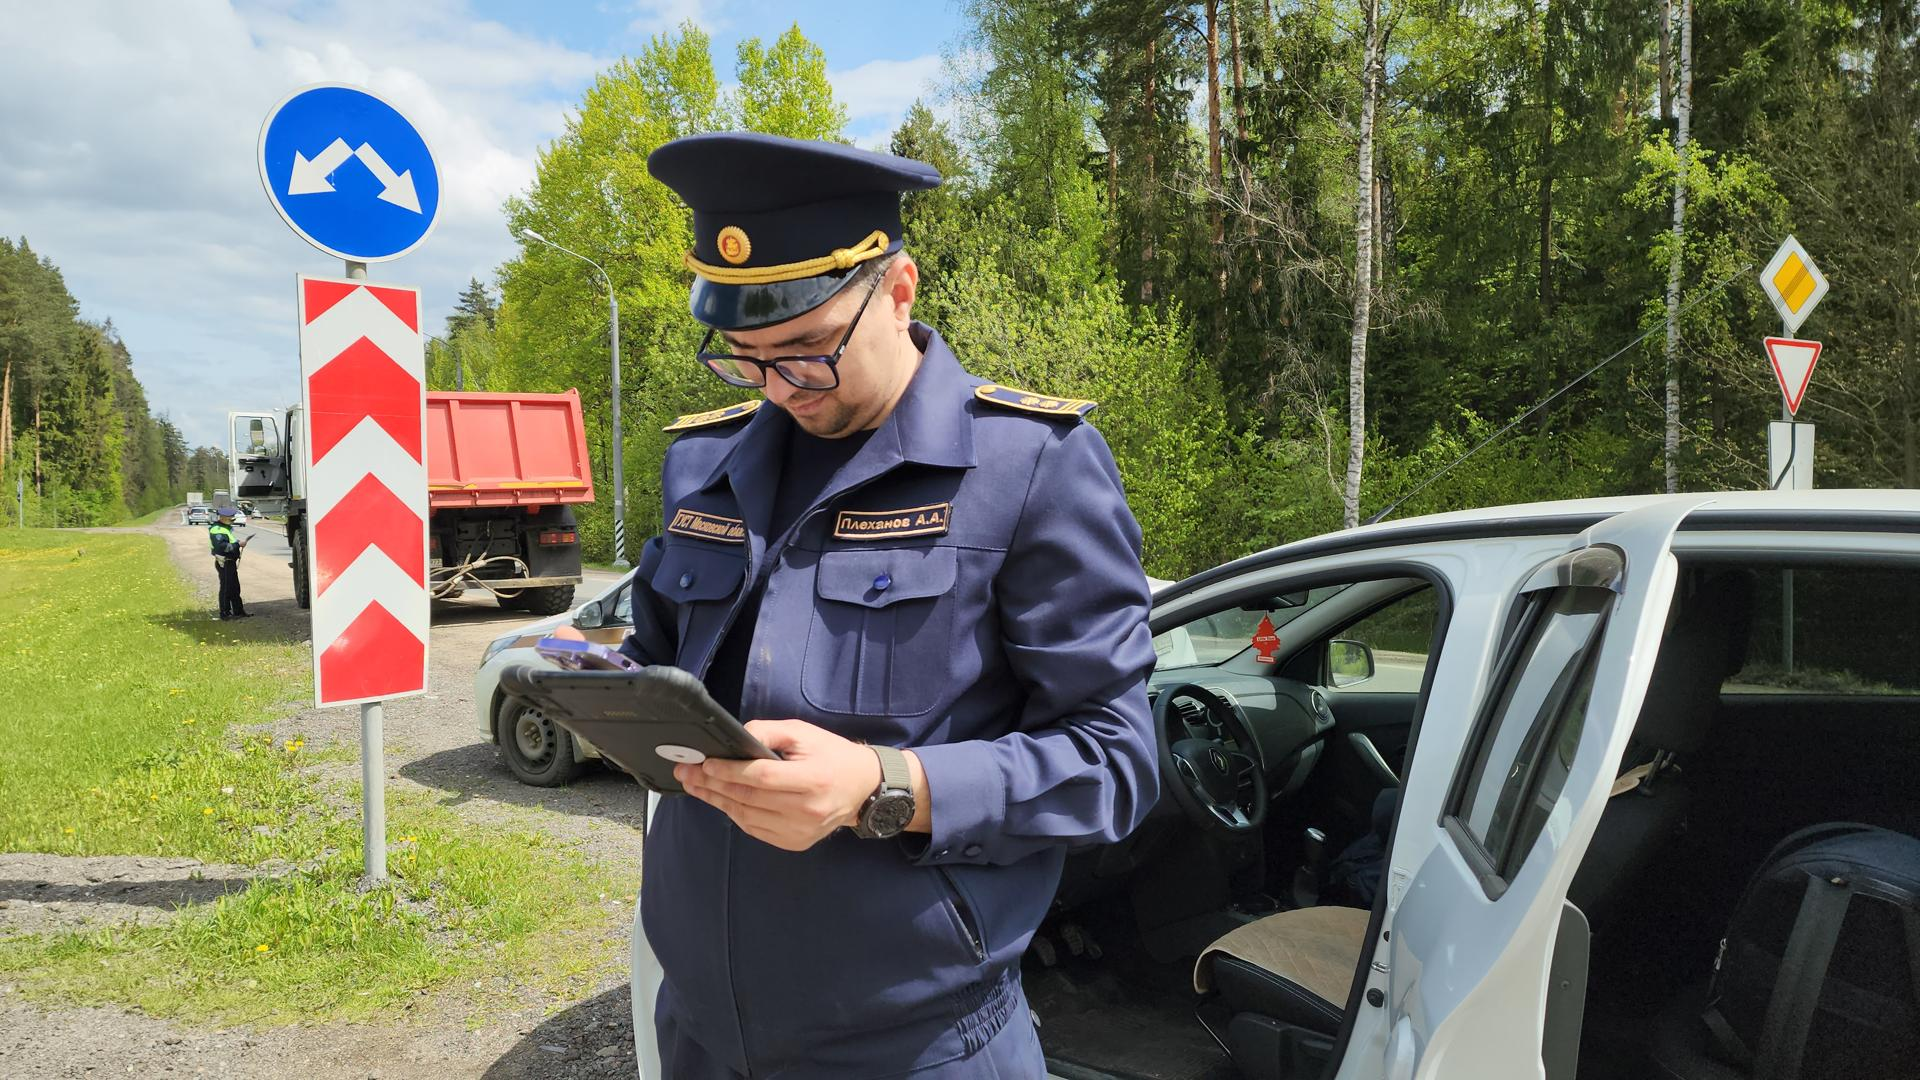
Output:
[
  {"xmin": 572, "ymin": 600, "xmax": 603, "ymax": 628},
  {"xmin": 1328, "ymin": 639, "xmax": 1376, "ymax": 688}
]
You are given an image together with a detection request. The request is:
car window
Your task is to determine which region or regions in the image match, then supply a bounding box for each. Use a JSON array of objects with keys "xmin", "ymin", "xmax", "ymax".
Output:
[
  {"xmin": 1329, "ymin": 585, "xmax": 1439, "ymax": 692},
  {"xmin": 1725, "ymin": 567, "xmax": 1920, "ymax": 695},
  {"xmin": 1450, "ymin": 584, "xmax": 1611, "ymax": 887},
  {"xmin": 1151, "ymin": 585, "xmax": 1350, "ymax": 670},
  {"xmin": 610, "ymin": 582, "xmax": 633, "ymax": 625}
]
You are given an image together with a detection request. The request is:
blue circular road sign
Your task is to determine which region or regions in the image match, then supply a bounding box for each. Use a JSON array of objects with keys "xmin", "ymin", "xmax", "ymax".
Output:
[{"xmin": 258, "ymin": 84, "xmax": 441, "ymax": 263}]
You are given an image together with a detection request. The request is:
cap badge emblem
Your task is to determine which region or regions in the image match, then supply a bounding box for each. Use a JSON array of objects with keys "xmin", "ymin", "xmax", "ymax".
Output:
[{"xmin": 716, "ymin": 225, "xmax": 751, "ymax": 265}]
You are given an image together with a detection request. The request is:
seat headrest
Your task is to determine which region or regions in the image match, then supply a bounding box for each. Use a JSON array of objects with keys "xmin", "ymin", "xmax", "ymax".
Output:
[{"xmin": 1631, "ymin": 570, "xmax": 1755, "ymax": 754}]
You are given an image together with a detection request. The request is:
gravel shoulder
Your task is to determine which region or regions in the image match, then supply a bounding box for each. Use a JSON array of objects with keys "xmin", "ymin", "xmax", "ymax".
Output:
[{"xmin": 0, "ymin": 519, "xmax": 649, "ymax": 1079}]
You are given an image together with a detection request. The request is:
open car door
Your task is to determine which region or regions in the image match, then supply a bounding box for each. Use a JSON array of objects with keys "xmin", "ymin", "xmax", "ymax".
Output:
[{"xmin": 1350, "ymin": 497, "xmax": 1708, "ymax": 1080}]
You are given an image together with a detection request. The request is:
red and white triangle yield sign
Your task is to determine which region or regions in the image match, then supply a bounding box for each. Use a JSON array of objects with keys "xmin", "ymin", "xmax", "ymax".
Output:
[
  {"xmin": 296, "ymin": 274, "xmax": 429, "ymax": 707},
  {"xmin": 1764, "ymin": 336, "xmax": 1823, "ymax": 417}
]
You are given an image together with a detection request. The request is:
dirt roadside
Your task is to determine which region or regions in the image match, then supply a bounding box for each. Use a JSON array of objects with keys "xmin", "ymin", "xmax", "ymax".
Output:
[{"xmin": 0, "ymin": 519, "xmax": 649, "ymax": 1079}]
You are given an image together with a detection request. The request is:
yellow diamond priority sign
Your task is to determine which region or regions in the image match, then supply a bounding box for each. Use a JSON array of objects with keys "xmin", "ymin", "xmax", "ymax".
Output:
[{"xmin": 1760, "ymin": 235, "xmax": 1829, "ymax": 335}]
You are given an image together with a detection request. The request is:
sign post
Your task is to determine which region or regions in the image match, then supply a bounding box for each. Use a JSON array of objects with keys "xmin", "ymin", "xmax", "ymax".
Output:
[
  {"xmin": 260, "ymin": 84, "xmax": 439, "ymax": 882},
  {"xmin": 1758, "ymin": 236, "xmax": 1831, "ymax": 677}
]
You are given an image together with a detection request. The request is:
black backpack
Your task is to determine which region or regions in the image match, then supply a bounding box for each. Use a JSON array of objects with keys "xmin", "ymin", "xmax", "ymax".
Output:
[{"xmin": 1700, "ymin": 822, "xmax": 1920, "ymax": 1080}]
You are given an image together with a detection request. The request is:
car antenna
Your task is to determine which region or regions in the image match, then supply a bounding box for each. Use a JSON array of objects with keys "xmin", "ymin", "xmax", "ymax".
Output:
[{"xmin": 1363, "ymin": 261, "xmax": 1755, "ymax": 527}]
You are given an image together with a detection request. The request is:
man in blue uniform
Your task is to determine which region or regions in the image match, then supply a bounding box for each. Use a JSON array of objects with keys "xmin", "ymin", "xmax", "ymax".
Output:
[
  {"xmin": 208, "ymin": 507, "xmax": 250, "ymax": 620},
  {"xmin": 622, "ymin": 132, "xmax": 1159, "ymax": 1078}
]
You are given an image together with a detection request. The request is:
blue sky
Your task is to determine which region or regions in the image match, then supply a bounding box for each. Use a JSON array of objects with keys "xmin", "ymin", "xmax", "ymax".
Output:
[{"xmin": 0, "ymin": 1, "xmax": 971, "ymax": 451}]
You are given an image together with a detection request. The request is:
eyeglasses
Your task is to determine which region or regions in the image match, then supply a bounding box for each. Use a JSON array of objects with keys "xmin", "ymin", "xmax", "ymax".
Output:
[{"xmin": 696, "ymin": 273, "xmax": 886, "ymax": 390}]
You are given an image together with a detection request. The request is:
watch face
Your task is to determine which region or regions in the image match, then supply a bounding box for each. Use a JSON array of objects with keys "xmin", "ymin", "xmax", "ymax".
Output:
[{"xmin": 864, "ymin": 791, "xmax": 915, "ymax": 838}]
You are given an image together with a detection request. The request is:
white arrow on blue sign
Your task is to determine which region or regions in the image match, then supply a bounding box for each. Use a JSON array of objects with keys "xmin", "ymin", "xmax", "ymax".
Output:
[{"xmin": 258, "ymin": 84, "xmax": 440, "ymax": 263}]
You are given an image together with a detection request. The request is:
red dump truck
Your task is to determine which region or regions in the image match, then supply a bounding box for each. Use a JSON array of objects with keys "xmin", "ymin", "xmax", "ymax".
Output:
[{"xmin": 228, "ymin": 389, "xmax": 595, "ymax": 617}]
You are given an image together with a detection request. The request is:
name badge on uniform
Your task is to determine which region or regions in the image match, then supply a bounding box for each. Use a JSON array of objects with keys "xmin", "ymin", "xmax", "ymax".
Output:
[
  {"xmin": 668, "ymin": 508, "xmax": 746, "ymax": 544},
  {"xmin": 834, "ymin": 503, "xmax": 952, "ymax": 541}
]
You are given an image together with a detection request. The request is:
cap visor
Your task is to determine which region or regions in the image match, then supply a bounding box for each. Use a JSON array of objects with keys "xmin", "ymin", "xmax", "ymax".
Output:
[{"xmin": 689, "ymin": 272, "xmax": 856, "ymax": 331}]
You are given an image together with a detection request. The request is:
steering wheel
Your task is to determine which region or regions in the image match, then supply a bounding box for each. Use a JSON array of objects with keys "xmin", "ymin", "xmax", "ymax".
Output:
[{"xmin": 1155, "ymin": 683, "xmax": 1268, "ymax": 834}]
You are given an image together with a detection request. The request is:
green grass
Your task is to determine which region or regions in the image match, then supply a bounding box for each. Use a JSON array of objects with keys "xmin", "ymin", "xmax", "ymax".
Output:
[
  {"xmin": 116, "ymin": 505, "xmax": 180, "ymax": 527},
  {"xmin": 0, "ymin": 529, "xmax": 625, "ymax": 1024}
]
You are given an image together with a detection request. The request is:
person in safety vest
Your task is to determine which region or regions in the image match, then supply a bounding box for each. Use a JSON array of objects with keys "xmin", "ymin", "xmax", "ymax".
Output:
[{"xmin": 209, "ymin": 506, "xmax": 250, "ymax": 620}]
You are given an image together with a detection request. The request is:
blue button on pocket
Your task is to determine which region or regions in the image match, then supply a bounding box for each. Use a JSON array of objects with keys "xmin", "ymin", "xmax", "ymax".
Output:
[
  {"xmin": 873, "ymin": 572, "xmax": 891, "ymax": 591},
  {"xmin": 679, "ymin": 572, "xmax": 695, "ymax": 589}
]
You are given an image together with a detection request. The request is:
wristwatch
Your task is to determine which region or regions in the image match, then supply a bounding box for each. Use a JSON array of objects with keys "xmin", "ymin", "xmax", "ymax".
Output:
[{"xmin": 853, "ymin": 745, "xmax": 916, "ymax": 839}]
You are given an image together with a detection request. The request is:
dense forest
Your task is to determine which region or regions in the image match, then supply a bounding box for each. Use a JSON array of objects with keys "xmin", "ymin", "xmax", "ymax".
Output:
[
  {"xmin": 0, "ymin": 238, "xmax": 227, "ymax": 526},
  {"xmin": 14, "ymin": 1, "xmax": 1913, "ymax": 572},
  {"xmin": 456, "ymin": 0, "xmax": 1918, "ymax": 579}
]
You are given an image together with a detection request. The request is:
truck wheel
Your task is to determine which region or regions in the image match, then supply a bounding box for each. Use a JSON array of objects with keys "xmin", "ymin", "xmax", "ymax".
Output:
[
  {"xmin": 289, "ymin": 528, "xmax": 312, "ymax": 610},
  {"xmin": 517, "ymin": 585, "xmax": 575, "ymax": 616},
  {"xmin": 495, "ymin": 695, "xmax": 585, "ymax": 787}
]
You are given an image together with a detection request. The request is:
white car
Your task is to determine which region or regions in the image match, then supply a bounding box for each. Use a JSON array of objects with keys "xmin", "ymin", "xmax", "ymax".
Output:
[
  {"xmin": 626, "ymin": 489, "xmax": 1920, "ymax": 1079},
  {"xmin": 475, "ymin": 572, "xmax": 634, "ymax": 786}
]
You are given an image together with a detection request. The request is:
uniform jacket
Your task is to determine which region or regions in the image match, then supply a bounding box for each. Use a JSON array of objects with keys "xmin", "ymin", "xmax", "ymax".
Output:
[
  {"xmin": 623, "ymin": 324, "xmax": 1159, "ymax": 1077},
  {"xmin": 208, "ymin": 524, "xmax": 240, "ymax": 559}
]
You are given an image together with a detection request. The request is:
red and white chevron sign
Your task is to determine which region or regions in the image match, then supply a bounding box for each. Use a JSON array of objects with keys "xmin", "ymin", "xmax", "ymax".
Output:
[{"xmin": 296, "ymin": 274, "xmax": 429, "ymax": 707}]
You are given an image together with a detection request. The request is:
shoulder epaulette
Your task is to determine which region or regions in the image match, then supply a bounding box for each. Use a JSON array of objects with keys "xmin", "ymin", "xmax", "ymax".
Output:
[
  {"xmin": 663, "ymin": 399, "xmax": 762, "ymax": 433},
  {"xmin": 973, "ymin": 384, "xmax": 1098, "ymax": 421}
]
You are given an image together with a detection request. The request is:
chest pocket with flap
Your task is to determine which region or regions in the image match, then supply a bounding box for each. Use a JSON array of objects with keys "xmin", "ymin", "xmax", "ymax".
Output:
[
  {"xmin": 650, "ymin": 542, "xmax": 746, "ymax": 665},
  {"xmin": 803, "ymin": 545, "xmax": 958, "ymax": 718}
]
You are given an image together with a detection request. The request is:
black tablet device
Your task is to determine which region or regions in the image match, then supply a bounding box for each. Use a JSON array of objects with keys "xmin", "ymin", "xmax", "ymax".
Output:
[{"xmin": 498, "ymin": 664, "xmax": 777, "ymax": 794}]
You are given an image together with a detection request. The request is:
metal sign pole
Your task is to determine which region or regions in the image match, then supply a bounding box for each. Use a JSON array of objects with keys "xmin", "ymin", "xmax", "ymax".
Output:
[
  {"xmin": 610, "ymin": 290, "xmax": 627, "ymax": 569},
  {"xmin": 1780, "ymin": 315, "xmax": 1794, "ymax": 677},
  {"xmin": 361, "ymin": 701, "xmax": 387, "ymax": 879},
  {"xmin": 263, "ymin": 86, "xmax": 435, "ymax": 888},
  {"xmin": 342, "ymin": 256, "xmax": 388, "ymax": 883},
  {"xmin": 1761, "ymin": 239, "xmax": 1824, "ymax": 681}
]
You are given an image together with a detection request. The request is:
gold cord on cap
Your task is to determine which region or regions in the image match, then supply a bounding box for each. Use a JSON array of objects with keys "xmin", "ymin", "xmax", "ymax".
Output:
[{"xmin": 684, "ymin": 230, "xmax": 890, "ymax": 285}]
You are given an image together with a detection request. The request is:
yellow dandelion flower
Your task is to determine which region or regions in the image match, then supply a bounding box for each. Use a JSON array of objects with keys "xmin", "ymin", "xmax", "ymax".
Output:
[
  {"xmin": 62, "ymin": 827, "xmax": 74, "ymax": 835},
  {"xmin": 181, "ymin": 718, "xmax": 196, "ymax": 726},
  {"xmin": 255, "ymin": 944, "xmax": 270, "ymax": 954},
  {"xmin": 202, "ymin": 807, "xmax": 214, "ymax": 816}
]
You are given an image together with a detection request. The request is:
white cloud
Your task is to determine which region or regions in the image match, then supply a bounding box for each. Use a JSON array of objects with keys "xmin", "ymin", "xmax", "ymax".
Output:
[
  {"xmin": 0, "ymin": 0, "xmax": 603, "ymax": 449},
  {"xmin": 831, "ymin": 54, "xmax": 942, "ymax": 148},
  {"xmin": 626, "ymin": 0, "xmax": 716, "ymax": 37}
]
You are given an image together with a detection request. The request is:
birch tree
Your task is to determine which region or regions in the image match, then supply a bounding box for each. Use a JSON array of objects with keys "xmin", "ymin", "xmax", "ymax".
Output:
[
  {"xmin": 1345, "ymin": 0, "xmax": 1386, "ymax": 529},
  {"xmin": 1663, "ymin": 0, "xmax": 1692, "ymax": 493}
]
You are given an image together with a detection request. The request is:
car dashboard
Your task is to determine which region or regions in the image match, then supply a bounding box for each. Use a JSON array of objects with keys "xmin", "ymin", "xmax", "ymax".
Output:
[{"xmin": 1148, "ymin": 670, "xmax": 1336, "ymax": 787}]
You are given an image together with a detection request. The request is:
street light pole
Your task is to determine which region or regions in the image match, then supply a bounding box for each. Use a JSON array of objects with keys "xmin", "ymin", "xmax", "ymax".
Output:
[{"xmin": 519, "ymin": 228, "xmax": 628, "ymax": 569}]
